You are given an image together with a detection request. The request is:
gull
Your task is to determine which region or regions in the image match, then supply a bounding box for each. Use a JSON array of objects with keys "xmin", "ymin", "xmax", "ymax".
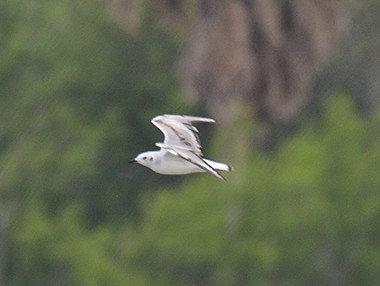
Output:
[{"xmin": 129, "ymin": 114, "xmax": 233, "ymax": 181}]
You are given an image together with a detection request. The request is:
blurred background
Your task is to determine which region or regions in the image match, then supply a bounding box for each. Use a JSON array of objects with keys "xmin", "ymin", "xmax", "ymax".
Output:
[{"xmin": 1, "ymin": 0, "xmax": 380, "ymax": 285}]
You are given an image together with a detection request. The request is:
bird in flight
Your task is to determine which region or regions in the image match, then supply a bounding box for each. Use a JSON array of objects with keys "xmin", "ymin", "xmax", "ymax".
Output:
[{"xmin": 129, "ymin": 114, "xmax": 233, "ymax": 181}]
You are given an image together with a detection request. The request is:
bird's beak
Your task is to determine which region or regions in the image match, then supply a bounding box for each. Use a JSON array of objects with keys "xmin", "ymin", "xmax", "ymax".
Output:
[{"xmin": 128, "ymin": 159, "xmax": 137, "ymax": 163}]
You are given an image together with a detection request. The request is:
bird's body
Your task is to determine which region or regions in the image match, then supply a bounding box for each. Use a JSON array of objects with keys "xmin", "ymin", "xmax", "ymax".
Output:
[
  {"xmin": 145, "ymin": 149, "xmax": 201, "ymax": 175},
  {"xmin": 145, "ymin": 149, "xmax": 231, "ymax": 175},
  {"xmin": 130, "ymin": 114, "xmax": 233, "ymax": 180}
]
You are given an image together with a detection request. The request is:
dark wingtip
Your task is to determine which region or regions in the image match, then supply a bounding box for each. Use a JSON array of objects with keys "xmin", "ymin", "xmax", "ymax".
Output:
[
  {"xmin": 227, "ymin": 165, "xmax": 234, "ymax": 172},
  {"xmin": 217, "ymin": 172, "xmax": 227, "ymax": 182}
]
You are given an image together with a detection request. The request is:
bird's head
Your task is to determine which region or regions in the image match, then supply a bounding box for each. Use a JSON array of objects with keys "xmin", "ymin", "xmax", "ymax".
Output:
[{"xmin": 129, "ymin": 151, "xmax": 155, "ymax": 168}]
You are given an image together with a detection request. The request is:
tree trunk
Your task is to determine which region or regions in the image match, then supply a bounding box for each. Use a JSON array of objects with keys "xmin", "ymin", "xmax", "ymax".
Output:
[
  {"xmin": 108, "ymin": 0, "xmax": 352, "ymax": 147},
  {"xmin": 177, "ymin": 0, "xmax": 351, "ymax": 147}
]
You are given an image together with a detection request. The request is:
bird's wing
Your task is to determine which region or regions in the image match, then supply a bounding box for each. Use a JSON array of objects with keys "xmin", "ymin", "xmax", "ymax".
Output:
[
  {"xmin": 157, "ymin": 143, "xmax": 225, "ymax": 181},
  {"xmin": 152, "ymin": 114, "xmax": 215, "ymax": 156}
]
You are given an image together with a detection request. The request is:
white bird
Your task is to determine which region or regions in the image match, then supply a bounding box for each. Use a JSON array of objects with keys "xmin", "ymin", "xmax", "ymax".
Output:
[{"xmin": 129, "ymin": 114, "xmax": 233, "ymax": 181}]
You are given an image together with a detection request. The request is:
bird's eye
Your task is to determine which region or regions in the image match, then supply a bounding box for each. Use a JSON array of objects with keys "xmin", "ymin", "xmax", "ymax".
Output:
[
  {"xmin": 143, "ymin": 156, "xmax": 147, "ymax": 160},
  {"xmin": 149, "ymin": 157, "xmax": 153, "ymax": 161}
]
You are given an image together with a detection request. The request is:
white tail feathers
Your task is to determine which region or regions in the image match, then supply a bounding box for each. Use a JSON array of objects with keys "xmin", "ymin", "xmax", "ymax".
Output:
[{"xmin": 203, "ymin": 159, "xmax": 233, "ymax": 172}]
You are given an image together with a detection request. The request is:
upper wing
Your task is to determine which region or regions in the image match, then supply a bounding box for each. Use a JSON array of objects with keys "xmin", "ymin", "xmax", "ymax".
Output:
[{"xmin": 151, "ymin": 114, "xmax": 215, "ymax": 156}]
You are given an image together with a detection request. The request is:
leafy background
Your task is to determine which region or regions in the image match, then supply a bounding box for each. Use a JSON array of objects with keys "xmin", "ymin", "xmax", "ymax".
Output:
[{"xmin": 1, "ymin": 0, "xmax": 380, "ymax": 285}]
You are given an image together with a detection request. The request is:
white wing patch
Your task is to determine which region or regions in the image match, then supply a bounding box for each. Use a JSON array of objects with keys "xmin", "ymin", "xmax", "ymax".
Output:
[{"xmin": 152, "ymin": 114, "xmax": 215, "ymax": 156}]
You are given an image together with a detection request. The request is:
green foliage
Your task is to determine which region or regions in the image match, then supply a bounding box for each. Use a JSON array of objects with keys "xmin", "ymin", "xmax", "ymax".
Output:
[
  {"xmin": 6, "ymin": 94, "xmax": 380, "ymax": 285},
  {"xmin": 0, "ymin": 0, "xmax": 187, "ymax": 222},
  {"xmin": 12, "ymin": 201, "xmax": 149, "ymax": 286}
]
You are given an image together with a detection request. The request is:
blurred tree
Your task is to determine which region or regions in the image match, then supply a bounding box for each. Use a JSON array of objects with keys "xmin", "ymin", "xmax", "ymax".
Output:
[
  {"xmin": 0, "ymin": 0, "xmax": 187, "ymax": 284},
  {"xmin": 0, "ymin": 0, "xmax": 186, "ymax": 219}
]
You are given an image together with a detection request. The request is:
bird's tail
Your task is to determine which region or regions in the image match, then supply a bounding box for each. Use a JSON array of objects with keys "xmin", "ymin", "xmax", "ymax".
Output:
[{"xmin": 203, "ymin": 159, "xmax": 233, "ymax": 172}]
